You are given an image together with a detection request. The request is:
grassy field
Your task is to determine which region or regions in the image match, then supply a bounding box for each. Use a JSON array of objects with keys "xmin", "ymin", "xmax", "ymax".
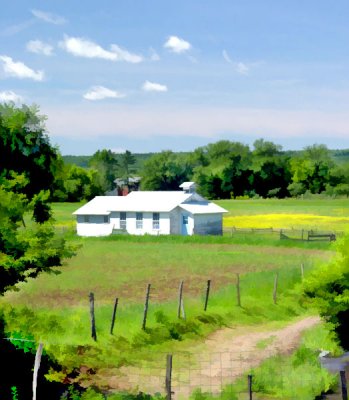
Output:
[
  {"xmin": 1, "ymin": 198, "xmax": 346, "ymax": 397},
  {"xmin": 216, "ymin": 198, "xmax": 349, "ymax": 232}
]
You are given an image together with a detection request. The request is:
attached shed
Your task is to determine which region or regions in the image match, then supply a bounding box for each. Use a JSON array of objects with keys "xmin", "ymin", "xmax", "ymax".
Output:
[{"xmin": 73, "ymin": 183, "xmax": 227, "ymax": 237}]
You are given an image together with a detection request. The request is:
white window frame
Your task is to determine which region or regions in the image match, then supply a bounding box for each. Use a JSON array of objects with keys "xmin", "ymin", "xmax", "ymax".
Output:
[
  {"xmin": 120, "ymin": 212, "xmax": 127, "ymax": 229},
  {"xmin": 152, "ymin": 212, "xmax": 160, "ymax": 230},
  {"xmin": 136, "ymin": 212, "xmax": 143, "ymax": 229}
]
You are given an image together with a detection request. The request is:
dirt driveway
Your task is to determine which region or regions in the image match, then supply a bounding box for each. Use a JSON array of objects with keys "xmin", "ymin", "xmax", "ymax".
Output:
[{"xmin": 105, "ymin": 316, "xmax": 321, "ymax": 399}]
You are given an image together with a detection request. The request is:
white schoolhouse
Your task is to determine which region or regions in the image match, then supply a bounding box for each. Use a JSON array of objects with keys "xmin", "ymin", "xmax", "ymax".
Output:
[{"xmin": 73, "ymin": 182, "xmax": 227, "ymax": 237}]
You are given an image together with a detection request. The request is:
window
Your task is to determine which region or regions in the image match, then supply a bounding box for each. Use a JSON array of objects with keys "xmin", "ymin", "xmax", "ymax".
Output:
[
  {"xmin": 103, "ymin": 215, "xmax": 109, "ymax": 223},
  {"xmin": 183, "ymin": 215, "xmax": 188, "ymax": 225},
  {"xmin": 136, "ymin": 212, "xmax": 143, "ymax": 229},
  {"xmin": 84, "ymin": 215, "xmax": 89, "ymax": 223},
  {"xmin": 153, "ymin": 213, "xmax": 160, "ymax": 230},
  {"xmin": 120, "ymin": 212, "xmax": 126, "ymax": 229}
]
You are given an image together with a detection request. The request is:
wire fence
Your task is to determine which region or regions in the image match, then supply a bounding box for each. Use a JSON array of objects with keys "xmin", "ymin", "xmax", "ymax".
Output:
[
  {"xmin": 223, "ymin": 227, "xmax": 344, "ymax": 241},
  {"xmin": 1, "ymin": 338, "xmax": 348, "ymax": 399}
]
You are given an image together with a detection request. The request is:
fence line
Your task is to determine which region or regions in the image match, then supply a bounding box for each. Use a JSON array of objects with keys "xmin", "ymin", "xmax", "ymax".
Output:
[
  {"xmin": 224, "ymin": 226, "xmax": 344, "ymax": 241},
  {"xmin": 1, "ymin": 339, "xmax": 347, "ymax": 399}
]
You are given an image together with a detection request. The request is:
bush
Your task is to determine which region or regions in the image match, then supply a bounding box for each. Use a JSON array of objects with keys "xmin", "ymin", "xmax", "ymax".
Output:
[{"xmin": 303, "ymin": 235, "xmax": 349, "ymax": 348}]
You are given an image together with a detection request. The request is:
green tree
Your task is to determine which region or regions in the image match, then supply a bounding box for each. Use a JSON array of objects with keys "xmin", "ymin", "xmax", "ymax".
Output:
[
  {"xmin": 141, "ymin": 151, "xmax": 192, "ymax": 190},
  {"xmin": 0, "ymin": 104, "xmax": 75, "ymax": 293},
  {"xmin": 119, "ymin": 150, "xmax": 136, "ymax": 184},
  {"xmin": 289, "ymin": 144, "xmax": 334, "ymax": 194},
  {"xmin": 0, "ymin": 174, "xmax": 75, "ymax": 294},
  {"xmin": 89, "ymin": 149, "xmax": 118, "ymax": 192},
  {"xmin": 252, "ymin": 138, "xmax": 282, "ymax": 160},
  {"xmin": 304, "ymin": 236, "xmax": 349, "ymax": 349},
  {"xmin": 250, "ymin": 140, "xmax": 291, "ymax": 198},
  {"xmin": 0, "ymin": 104, "xmax": 60, "ymax": 221}
]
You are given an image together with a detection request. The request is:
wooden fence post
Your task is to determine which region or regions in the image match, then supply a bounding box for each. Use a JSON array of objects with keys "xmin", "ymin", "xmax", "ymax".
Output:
[
  {"xmin": 181, "ymin": 291, "xmax": 186, "ymax": 320},
  {"xmin": 273, "ymin": 273, "xmax": 278, "ymax": 305},
  {"xmin": 32, "ymin": 342, "xmax": 44, "ymax": 400},
  {"xmin": 340, "ymin": 370, "xmax": 348, "ymax": 400},
  {"xmin": 204, "ymin": 280, "xmax": 211, "ymax": 311},
  {"xmin": 89, "ymin": 292, "xmax": 97, "ymax": 341},
  {"xmin": 300, "ymin": 263, "xmax": 304, "ymax": 280},
  {"xmin": 236, "ymin": 273, "xmax": 241, "ymax": 307},
  {"xmin": 110, "ymin": 297, "xmax": 119, "ymax": 335},
  {"xmin": 178, "ymin": 281, "xmax": 184, "ymax": 319},
  {"xmin": 142, "ymin": 284, "xmax": 151, "ymax": 330},
  {"xmin": 248, "ymin": 374, "xmax": 253, "ymax": 400},
  {"xmin": 166, "ymin": 354, "xmax": 173, "ymax": 400}
]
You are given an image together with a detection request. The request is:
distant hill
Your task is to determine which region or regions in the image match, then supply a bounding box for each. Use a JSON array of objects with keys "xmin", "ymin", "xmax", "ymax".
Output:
[
  {"xmin": 63, "ymin": 148, "xmax": 349, "ymax": 170},
  {"xmin": 331, "ymin": 149, "xmax": 349, "ymax": 165}
]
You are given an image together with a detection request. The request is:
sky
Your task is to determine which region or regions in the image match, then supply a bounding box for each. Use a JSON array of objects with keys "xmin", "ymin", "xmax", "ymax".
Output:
[{"xmin": 1, "ymin": 1, "xmax": 349, "ymax": 155}]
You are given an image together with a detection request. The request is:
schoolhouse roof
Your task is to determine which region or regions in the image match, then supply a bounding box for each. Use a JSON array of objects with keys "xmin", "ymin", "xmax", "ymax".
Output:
[{"xmin": 73, "ymin": 190, "xmax": 227, "ymax": 215}]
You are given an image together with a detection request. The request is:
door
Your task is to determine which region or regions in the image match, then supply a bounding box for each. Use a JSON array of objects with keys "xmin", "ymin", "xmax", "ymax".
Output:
[{"xmin": 181, "ymin": 215, "xmax": 189, "ymax": 235}]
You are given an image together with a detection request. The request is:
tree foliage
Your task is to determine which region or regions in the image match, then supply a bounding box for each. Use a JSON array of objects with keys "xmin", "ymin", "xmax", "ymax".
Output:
[
  {"xmin": 141, "ymin": 151, "xmax": 192, "ymax": 190},
  {"xmin": 303, "ymin": 236, "xmax": 349, "ymax": 349},
  {"xmin": 89, "ymin": 149, "xmax": 118, "ymax": 192},
  {"xmin": 137, "ymin": 139, "xmax": 349, "ymax": 199},
  {"xmin": 119, "ymin": 150, "xmax": 136, "ymax": 184},
  {"xmin": 0, "ymin": 104, "xmax": 59, "ymax": 201},
  {"xmin": 0, "ymin": 104, "xmax": 75, "ymax": 294}
]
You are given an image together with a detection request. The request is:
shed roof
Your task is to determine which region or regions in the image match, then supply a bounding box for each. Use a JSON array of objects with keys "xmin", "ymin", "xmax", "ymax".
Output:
[{"xmin": 179, "ymin": 202, "xmax": 228, "ymax": 214}]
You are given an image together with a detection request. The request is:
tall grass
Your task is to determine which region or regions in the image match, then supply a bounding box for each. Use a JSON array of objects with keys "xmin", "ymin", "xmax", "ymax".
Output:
[
  {"xmin": 3, "ymin": 263, "xmax": 315, "ymax": 371},
  {"xmin": 190, "ymin": 323, "xmax": 342, "ymax": 400}
]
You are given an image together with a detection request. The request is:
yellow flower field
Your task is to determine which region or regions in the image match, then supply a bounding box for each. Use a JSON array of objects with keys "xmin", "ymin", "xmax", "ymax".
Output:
[{"xmin": 224, "ymin": 213, "xmax": 349, "ymax": 231}]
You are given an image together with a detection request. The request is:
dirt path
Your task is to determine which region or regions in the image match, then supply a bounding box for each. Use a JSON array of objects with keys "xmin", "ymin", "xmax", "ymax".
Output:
[{"xmin": 105, "ymin": 316, "xmax": 321, "ymax": 399}]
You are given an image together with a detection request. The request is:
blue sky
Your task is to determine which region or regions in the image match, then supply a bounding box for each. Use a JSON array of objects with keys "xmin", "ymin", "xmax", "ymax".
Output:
[{"xmin": 1, "ymin": 1, "xmax": 349, "ymax": 154}]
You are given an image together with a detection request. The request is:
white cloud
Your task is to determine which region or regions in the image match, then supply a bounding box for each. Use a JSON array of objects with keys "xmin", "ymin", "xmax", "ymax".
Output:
[
  {"xmin": 26, "ymin": 40, "xmax": 54, "ymax": 56},
  {"xmin": 222, "ymin": 50, "xmax": 250, "ymax": 75},
  {"xmin": 60, "ymin": 36, "xmax": 143, "ymax": 63},
  {"xmin": 60, "ymin": 36, "xmax": 117, "ymax": 60},
  {"xmin": 149, "ymin": 47, "xmax": 160, "ymax": 61},
  {"xmin": 0, "ymin": 55, "xmax": 44, "ymax": 81},
  {"xmin": 110, "ymin": 44, "xmax": 143, "ymax": 63},
  {"xmin": 164, "ymin": 36, "xmax": 191, "ymax": 53},
  {"xmin": 0, "ymin": 90, "xmax": 23, "ymax": 103},
  {"xmin": 222, "ymin": 50, "xmax": 232, "ymax": 64},
  {"xmin": 142, "ymin": 81, "xmax": 168, "ymax": 92},
  {"xmin": 236, "ymin": 62, "xmax": 249, "ymax": 75},
  {"xmin": 1, "ymin": 20, "xmax": 35, "ymax": 37},
  {"xmin": 31, "ymin": 9, "xmax": 66, "ymax": 25},
  {"xmin": 83, "ymin": 86, "xmax": 125, "ymax": 101}
]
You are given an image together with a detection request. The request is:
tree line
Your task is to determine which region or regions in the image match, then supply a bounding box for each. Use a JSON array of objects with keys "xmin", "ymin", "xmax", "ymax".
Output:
[
  {"xmin": 60, "ymin": 140, "xmax": 349, "ymax": 201},
  {"xmin": 2, "ymin": 104, "xmax": 349, "ymax": 204},
  {"xmin": 140, "ymin": 140, "xmax": 349, "ymax": 199}
]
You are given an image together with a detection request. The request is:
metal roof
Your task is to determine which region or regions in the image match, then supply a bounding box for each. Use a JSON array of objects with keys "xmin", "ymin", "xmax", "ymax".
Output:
[
  {"xmin": 179, "ymin": 202, "xmax": 228, "ymax": 214},
  {"xmin": 73, "ymin": 191, "xmax": 228, "ymax": 215}
]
